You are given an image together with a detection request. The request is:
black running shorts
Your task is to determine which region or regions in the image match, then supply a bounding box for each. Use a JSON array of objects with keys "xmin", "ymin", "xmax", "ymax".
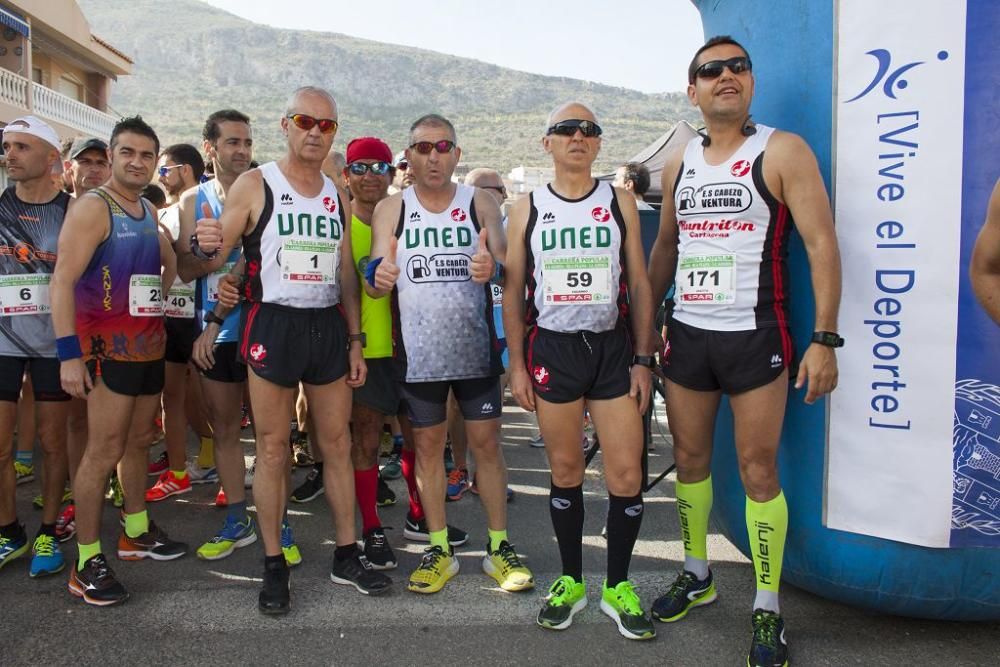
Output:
[
  {"xmin": 354, "ymin": 357, "xmax": 401, "ymax": 416},
  {"xmin": 87, "ymin": 358, "xmax": 165, "ymax": 397},
  {"xmin": 199, "ymin": 342, "xmax": 248, "ymax": 384},
  {"xmin": 662, "ymin": 317, "xmax": 794, "ymax": 394},
  {"xmin": 400, "ymin": 377, "xmax": 502, "ymax": 428},
  {"xmin": 0, "ymin": 356, "xmax": 70, "ymax": 402},
  {"xmin": 240, "ymin": 302, "xmax": 348, "ymax": 388},
  {"xmin": 526, "ymin": 326, "xmax": 633, "ymax": 404},
  {"xmin": 164, "ymin": 316, "xmax": 197, "ymax": 364}
]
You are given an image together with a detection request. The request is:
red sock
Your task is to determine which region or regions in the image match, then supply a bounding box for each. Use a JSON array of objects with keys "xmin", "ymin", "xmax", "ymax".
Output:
[
  {"xmin": 401, "ymin": 448, "xmax": 424, "ymax": 521},
  {"xmin": 354, "ymin": 466, "xmax": 381, "ymax": 534}
]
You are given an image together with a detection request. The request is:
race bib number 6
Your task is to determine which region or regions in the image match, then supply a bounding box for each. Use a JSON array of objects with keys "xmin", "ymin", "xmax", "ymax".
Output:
[
  {"xmin": 541, "ymin": 254, "xmax": 612, "ymax": 305},
  {"xmin": 129, "ymin": 275, "xmax": 164, "ymax": 317},
  {"xmin": 281, "ymin": 239, "xmax": 338, "ymax": 284},
  {"xmin": 676, "ymin": 254, "xmax": 735, "ymax": 304},
  {"xmin": 0, "ymin": 274, "xmax": 51, "ymax": 316}
]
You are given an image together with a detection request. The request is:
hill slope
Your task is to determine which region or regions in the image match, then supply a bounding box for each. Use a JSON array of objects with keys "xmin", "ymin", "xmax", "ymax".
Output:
[{"xmin": 79, "ymin": 0, "xmax": 699, "ymax": 172}]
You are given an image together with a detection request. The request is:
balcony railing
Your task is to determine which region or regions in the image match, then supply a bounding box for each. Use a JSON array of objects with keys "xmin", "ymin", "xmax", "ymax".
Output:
[{"xmin": 1, "ymin": 68, "xmax": 116, "ymax": 140}]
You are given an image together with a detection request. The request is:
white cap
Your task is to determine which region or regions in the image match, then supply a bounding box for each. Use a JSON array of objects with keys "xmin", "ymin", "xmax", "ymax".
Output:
[{"xmin": 3, "ymin": 115, "xmax": 63, "ymax": 153}]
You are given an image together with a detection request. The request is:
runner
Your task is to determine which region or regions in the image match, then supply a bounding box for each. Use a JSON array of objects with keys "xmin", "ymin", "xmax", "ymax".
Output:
[
  {"xmin": 503, "ymin": 103, "xmax": 657, "ymax": 639},
  {"xmin": 368, "ymin": 114, "xmax": 530, "ymax": 594},
  {"xmin": 52, "ymin": 116, "xmax": 186, "ymax": 606},
  {"xmin": 646, "ymin": 36, "xmax": 842, "ymax": 666},
  {"xmin": 194, "ymin": 87, "xmax": 391, "ymax": 613},
  {"xmin": 0, "ymin": 117, "xmax": 72, "ymax": 578}
]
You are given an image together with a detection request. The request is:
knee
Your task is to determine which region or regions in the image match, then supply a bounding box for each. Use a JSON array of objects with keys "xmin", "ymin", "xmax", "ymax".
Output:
[
  {"xmin": 468, "ymin": 433, "xmax": 500, "ymax": 462},
  {"xmin": 673, "ymin": 442, "xmax": 711, "ymax": 477},
  {"xmin": 606, "ymin": 466, "xmax": 642, "ymax": 497},
  {"xmin": 549, "ymin": 455, "xmax": 584, "ymax": 488},
  {"xmin": 738, "ymin": 457, "xmax": 779, "ymax": 499}
]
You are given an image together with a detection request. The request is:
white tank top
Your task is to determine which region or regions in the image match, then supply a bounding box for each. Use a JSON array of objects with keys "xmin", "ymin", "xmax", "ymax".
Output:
[
  {"xmin": 394, "ymin": 184, "xmax": 501, "ymax": 382},
  {"xmin": 525, "ymin": 180, "xmax": 626, "ymax": 333},
  {"xmin": 672, "ymin": 125, "xmax": 792, "ymax": 331},
  {"xmin": 244, "ymin": 161, "xmax": 344, "ymax": 309}
]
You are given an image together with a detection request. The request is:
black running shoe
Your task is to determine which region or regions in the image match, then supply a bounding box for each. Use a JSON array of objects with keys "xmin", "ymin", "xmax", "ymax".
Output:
[
  {"xmin": 68, "ymin": 554, "xmax": 129, "ymax": 607},
  {"xmin": 330, "ymin": 549, "xmax": 392, "ymax": 595},
  {"xmin": 290, "ymin": 465, "xmax": 324, "ymax": 503},
  {"xmin": 651, "ymin": 570, "xmax": 717, "ymax": 622},
  {"xmin": 402, "ymin": 513, "xmax": 469, "ymax": 547},
  {"xmin": 117, "ymin": 521, "xmax": 187, "ymax": 561},
  {"xmin": 377, "ymin": 475, "xmax": 397, "ymax": 507},
  {"xmin": 748, "ymin": 609, "xmax": 788, "ymax": 667},
  {"xmin": 259, "ymin": 559, "xmax": 290, "ymax": 615},
  {"xmin": 363, "ymin": 528, "xmax": 398, "ymax": 570}
]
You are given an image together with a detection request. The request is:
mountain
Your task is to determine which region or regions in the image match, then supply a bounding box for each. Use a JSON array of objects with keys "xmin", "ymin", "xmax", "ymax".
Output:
[{"xmin": 79, "ymin": 0, "xmax": 700, "ymax": 173}]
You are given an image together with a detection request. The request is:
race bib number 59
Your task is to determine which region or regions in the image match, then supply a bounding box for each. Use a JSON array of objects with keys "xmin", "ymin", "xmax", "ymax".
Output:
[{"xmin": 542, "ymin": 255, "xmax": 612, "ymax": 305}]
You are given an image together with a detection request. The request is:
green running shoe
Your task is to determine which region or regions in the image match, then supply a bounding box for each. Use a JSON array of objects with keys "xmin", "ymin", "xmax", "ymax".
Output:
[
  {"xmin": 33, "ymin": 485, "xmax": 72, "ymax": 510},
  {"xmin": 651, "ymin": 569, "xmax": 717, "ymax": 622},
  {"xmin": 105, "ymin": 476, "xmax": 124, "ymax": 508},
  {"xmin": 600, "ymin": 579, "xmax": 656, "ymax": 641},
  {"xmin": 537, "ymin": 575, "xmax": 587, "ymax": 630}
]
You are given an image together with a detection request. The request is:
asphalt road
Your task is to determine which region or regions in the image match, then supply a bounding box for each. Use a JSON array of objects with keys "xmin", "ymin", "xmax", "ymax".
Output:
[{"xmin": 4, "ymin": 396, "xmax": 997, "ymax": 666}]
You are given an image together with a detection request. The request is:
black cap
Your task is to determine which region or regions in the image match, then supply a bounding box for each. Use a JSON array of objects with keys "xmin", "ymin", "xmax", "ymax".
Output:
[{"xmin": 70, "ymin": 137, "xmax": 108, "ymax": 160}]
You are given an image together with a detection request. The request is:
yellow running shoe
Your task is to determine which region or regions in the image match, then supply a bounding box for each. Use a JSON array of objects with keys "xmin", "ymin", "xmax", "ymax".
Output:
[
  {"xmin": 483, "ymin": 540, "xmax": 534, "ymax": 592},
  {"xmin": 408, "ymin": 545, "xmax": 458, "ymax": 594},
  {"xmin": 281, "ymin": 520, "xmax": 302, "ymax": 567}
]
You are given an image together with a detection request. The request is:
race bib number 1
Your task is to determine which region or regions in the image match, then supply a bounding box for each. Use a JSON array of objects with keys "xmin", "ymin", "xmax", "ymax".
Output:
[
  {"xmin": 542, "ymin": 255, "xmax": 612, "ymax": 305},
  {"xmin": 281, "ymin": 239, "xmax": 338, "ymax": 284},
  {"xmin": 129, "ymin": 275, "xmax": 164, "ymax": 316},
  {"xmin": 0, "ymin": 274, "xmax": 51, "ymax": 316},
  {"xmin": 676, "ymin": 254, "xmax": 735, "ymax": 304}
]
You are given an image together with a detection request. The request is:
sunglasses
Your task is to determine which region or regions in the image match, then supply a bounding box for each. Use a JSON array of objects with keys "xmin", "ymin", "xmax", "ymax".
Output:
[
  {"xmin": 396, "ymin": 161, "xmax": 409, "ymax": 171},
  {"xmin": 348, "ymin": 161, "xmax": 392, "ymax": 176},
  {"xmin": 286, "ymin": 113, "xmax": 339, "ymax": 134},
  {"xmin": 693, "ymin": 56, "xmax": 752, "ymax": 81},
  {"xmin": 546, "ymin": 119, "xmax": 602, "ymax": 138},
  {"xmin": 409, "ymin": 140, "xmax": 456, "ymax": 155},
  {"xmin": 158, "ymin": 164, "xmax": 184, "ymax": 177}
]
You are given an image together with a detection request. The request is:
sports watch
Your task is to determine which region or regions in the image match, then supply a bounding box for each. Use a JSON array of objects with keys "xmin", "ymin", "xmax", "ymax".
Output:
[
  {"xmin": 632, "ymin": 354, "xmax": 656, "ymax": 369},
  {"xmin": 203, "ymin": 312, "xmax": 225, "ymax": 326},
  {"xmin": 811, "ymin": 331, "xmax": 845, "ymax": 348},
  {"xmin": 349, "ymin": 333, "xmax": 367, "ymax": 348}
]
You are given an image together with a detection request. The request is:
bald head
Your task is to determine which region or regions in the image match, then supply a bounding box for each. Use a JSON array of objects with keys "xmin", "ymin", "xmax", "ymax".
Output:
[
  {"xmin": 285, "ymin": 86, "xmax": 338, "ymax": 118},
  {"xmin": 545, "ymin": 101, "xmax": 597, "ymax": 132}
]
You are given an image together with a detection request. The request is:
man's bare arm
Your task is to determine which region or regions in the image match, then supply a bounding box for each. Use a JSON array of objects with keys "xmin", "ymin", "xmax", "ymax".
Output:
[
  {"xmin": 615, "ymin": 187, "xmax": 655, "ymax": 355},
  {"xmin": 474, "ymin": 188, "xmax": 507, "ymax": 264},
  {"xmin": 194, "ymin": 169, "xmax": 262, "ymax": 273},
  {"xmin": 365, "ymin": 194, "xmax": 403, "ymax": 299},
  {"xmin": 971, "ymin": 179, "xmax": 1000, "ymax": 325},
  {"xmin": 501, "ymin": 195, "xmax": 534, "ymax": 412},
  {"xmin": 647, "ymin": 149, "xmax": 684, "ymax": 308},
  {"xmin": 176, "ymin": 187, "xmax": 209, "ymax": 282}
]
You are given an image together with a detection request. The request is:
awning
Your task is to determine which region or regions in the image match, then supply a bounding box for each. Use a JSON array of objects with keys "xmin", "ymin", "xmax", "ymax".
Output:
[{"xmin": 0, "ymin": 7, "xmax": 29, "ymax": 38}]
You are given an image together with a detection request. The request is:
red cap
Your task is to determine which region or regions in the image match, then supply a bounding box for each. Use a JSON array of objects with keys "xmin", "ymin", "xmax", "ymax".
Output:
[{"xmin": 346, "ymin": 137, "xmax": 392, "ymax": 165}]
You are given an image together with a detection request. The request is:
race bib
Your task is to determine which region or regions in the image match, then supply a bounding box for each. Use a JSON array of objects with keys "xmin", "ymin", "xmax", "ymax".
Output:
[
  {"xmin": 0, "ymin": 274, "xmax": 51, "ymax": 316},
  {"xmin": 676, "ymin": 254, "xmax": 735, "ymax": 304},
  {"xmin": 165, "ymin": 282, "xmax": 195, "ymax": 319},
  {"xmin": 129, "ymin": 274, "xmax": 164, "ymax": 317},
  {"xmin": 281, "ymin": 239, "xmax": 338, "ymax": 284},
  {"xmin": 541, "ymin": 254, "xmax": 612, "ymax": 305},
  {"xmin": 206, "ymin": 262, "xmax": 236, "ymax": 303},
  {"xmin": 491, "ymin": 282, "xmax": 504, "ymax": 306}
]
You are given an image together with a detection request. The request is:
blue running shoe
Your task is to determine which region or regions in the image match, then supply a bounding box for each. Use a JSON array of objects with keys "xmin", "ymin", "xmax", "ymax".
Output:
[
  {"xmin": 281, "ymin": 519, "xmax": 302, "ymax": 567},
  {"xmin": 197, "ymin": 515, "xmax": 258, "ymax": 561},
  {"xmin": 29, "ymin": 532, "xmax": 65, "ymax": 577},
  {"xmin": 748, "ymin": 609, "xmax": 789, "ymax": 667},
  {"xmin": 0, "ymin": 530, "xmax": 28, "ymax": 571}
]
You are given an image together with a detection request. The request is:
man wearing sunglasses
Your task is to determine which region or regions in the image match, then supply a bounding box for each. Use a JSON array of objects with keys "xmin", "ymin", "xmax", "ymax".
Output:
[
  {"xmin": 175, "ymin": 109, "xmax": 258, "ymax": 563},
  {"xmin": 647, "ymin": 36, "xmax": 842, "ymax": 667},
  {"xmin": 503, "ymin": 102, "xmax": 657, "ymax": 640},
  {"xmin": 367, "ymin": 114, "xmax": 530, "ymax": 595},
  {"xmin": 194, "ymin": 86, "xmax": 391, "ymax": 613}
]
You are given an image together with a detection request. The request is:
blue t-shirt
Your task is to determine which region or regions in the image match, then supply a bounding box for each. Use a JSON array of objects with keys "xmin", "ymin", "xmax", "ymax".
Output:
[{"xmin": 195, "ymin": 182, "xmax": 241, "ymax": 344}]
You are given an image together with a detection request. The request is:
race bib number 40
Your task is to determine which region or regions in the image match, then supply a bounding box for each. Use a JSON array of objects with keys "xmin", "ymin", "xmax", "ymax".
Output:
[
  {"xmin": 677, "ymin": 254, "xmax": 735, "ymax": 304},
  {"xmin": 0, "ymin": 274, "xmax": 51, "ymax": 316},
  {"xmin": 542, "ymin": 255, "xmax": 612, "ymax": 305},
  {"xmin": 281, "ymin": 239, "xmax": 338, "ymax": 284},
  {"xmin": 129, "ymin": 275, "xmax": 164, "ymax": 317},
  {"xmin": 165, "ymin": 283, "xmax": 195, "ymax": 319}
]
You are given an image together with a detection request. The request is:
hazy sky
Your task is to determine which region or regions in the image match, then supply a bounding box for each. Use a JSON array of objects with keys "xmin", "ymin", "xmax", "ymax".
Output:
[{"xmin": 202, "ymin": 0, "xmax": 705, "ymax": 93}]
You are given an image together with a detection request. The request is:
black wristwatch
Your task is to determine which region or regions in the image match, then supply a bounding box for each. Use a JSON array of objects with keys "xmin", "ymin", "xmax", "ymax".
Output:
[
  {"xmin": 349, "ymin": 332, "xmax": 366, "ymax": 348},
  {"xmin": 811, "ymin": 331, "xmax": 845, "ymax": 348},
  {"xmin": 632, "ymin": 354, "xmax": 656, "ymax": 369},
  {"xmin": 203, "ymin": 312, "xmax": 225, "ymax": 326}
]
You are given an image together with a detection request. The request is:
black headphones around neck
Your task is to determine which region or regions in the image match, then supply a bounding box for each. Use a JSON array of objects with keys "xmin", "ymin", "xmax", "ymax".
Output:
[{"xmin": 699, "ymin": 117, "xmax": 756, "ymax": 147}]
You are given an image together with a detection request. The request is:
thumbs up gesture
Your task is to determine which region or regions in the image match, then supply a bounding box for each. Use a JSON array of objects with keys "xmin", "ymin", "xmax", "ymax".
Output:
[
  {"xmin": 374, "ymin": 236, "xmax": 401, "ymax": 292},
  {"xmin": 195, "ymin": 202, "xmax": 224, "ymax": 255},
  {"xmin": 469, "ymin": 227, "xmax": 494, "ymax": 284}
]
